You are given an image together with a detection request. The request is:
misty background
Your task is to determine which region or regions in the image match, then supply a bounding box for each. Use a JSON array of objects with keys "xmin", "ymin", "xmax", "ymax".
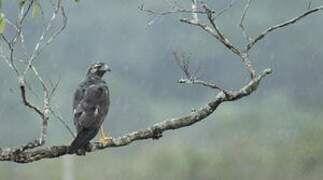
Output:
[{"xmin": 0, "ymin": 0, "xmax": 323, "ymax": 179}]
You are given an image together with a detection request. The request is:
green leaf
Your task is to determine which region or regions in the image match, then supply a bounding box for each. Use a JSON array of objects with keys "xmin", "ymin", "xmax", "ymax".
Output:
[
  {"xmin": 32, "ymin": 1, "xmax": 41, "ymax": 18},
  {"xmin": 0, "ymin": 13, "xmax": 6, "ymax": 34},
  {"xmin": 74, "ymin": 0, "xmax": 80, "ymax": 3},
  {"xmin": 19, "ymin": 0, "xmax": 26, "ymax": 8}
]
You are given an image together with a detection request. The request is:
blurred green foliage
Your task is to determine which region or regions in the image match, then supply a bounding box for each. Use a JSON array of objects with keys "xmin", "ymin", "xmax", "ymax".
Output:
[
  {"xmin": 0, "ymin": 13, "xmax": 5, "ymax": 33},
  {"xmin": 32, "ymin": 1, "xmax": 41, "ymax": 18}
]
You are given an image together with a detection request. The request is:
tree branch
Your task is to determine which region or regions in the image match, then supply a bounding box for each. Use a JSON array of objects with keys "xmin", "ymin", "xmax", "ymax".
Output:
[
  {"xmin": 138, "ymin": 3, "xmax": 206, "ymax": 16},
  {"xmin": 173, "ymin": 50, "xmax": 225, "ymax": 91},
  {"xmin": 0, "ymin": 0, "xmax": 321, "ymax": 164},
  {"xmin": 239, "ymin": 0, "xmax": 254, "ymax": 42},
  {"xmin": 179, "ymin": 18, "xmax": 241, "ymax": 56},
  {"xmin": 0, "ymin": 0, "xmax": 68, "ymax": 154},
  {"xmin": 214, "ymin": 0, "xmax": 238, "ymax": 19},
  {"xmin": 247, "ymin": 5, "xmax": 323, "ymax": 51},
  {"xmin": 0, "ymin": 68, "xmax": 271, "ymax": 163}
]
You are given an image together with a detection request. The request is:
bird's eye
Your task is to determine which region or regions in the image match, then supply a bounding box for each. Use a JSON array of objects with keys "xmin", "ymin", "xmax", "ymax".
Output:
[{"xmin": 90, "ymin": 65, "xmax": 100, "ymax": 73}]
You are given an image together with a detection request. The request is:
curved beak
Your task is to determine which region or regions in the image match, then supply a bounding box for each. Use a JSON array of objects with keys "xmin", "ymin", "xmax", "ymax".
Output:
[{"xmin": 101, "ymin": 64, "xmax": 111, "ymax": 72}]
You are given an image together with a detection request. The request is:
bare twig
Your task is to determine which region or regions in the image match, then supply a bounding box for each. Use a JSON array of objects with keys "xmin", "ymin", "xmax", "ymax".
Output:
[
  {"xmin": 179, "ymin": 18, "xmax": 241, "ymax": 56},
  {"xmin": 49, "ymin": 76, "xmax": 61, "ymax": 98},
  {"xmin": 306, "ymin": 0, "xmax": 312, "ymax": 10},
  {"xmin": 247, "ymin": 5, "xmax": 323, "ymax": 51},
  {"xmin": 1, "ymin": 34, "xmax": 20, "ymax": 75},
  {"xmin": 12, "ymin": 0, "xmax": 35, "ymax": 47},
  {"xmin": 173, "ymin": 51, "xmax": 224, "ymax": 91},
  {"xmin": 214, "ymin": 0, "xmax": 238, "ymax": 18},
  {"xmin": 179, "ymin": 16, "xmax": 256, "ymax": 78},
  {"xmin": 19, "ymin": 78, "xmax": 43, "ymax": 117},
  {"xmin": 178, "ymin": 78, "xmax": 225, "ymax": 91},
  {"xmin": 191, "ymin": 0, "xmax": 199, "ymax": 23},
  {"xmin": 50, "ymin": 108, "xmax": 76, "ymax": 138},
  {"xmin": 140, "ymin": 0, "xmax": 238, "ymax": 19},
  {"xmin": 138, "ymin": 4, "xmax": 206, "ymax": 16},
  {"xmin": 173, "ymin": 51, "xmax": 191, "ymax": 78},
  {"xmin": 239, "ymin": 0, "xmax": 254, "ymax": 42},
  {"xmin": 24, "ymin": 0, "xmax": 66, "ymax": 76}
]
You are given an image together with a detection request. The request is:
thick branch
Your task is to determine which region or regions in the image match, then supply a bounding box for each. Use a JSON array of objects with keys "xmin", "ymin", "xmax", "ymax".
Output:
[{"xmin": 0, "ymin": 69, "xmax": 271, "ymax": 163}]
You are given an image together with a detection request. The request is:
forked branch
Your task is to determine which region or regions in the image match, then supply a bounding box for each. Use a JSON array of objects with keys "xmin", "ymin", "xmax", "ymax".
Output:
[
  {"xmin": 0, "ymin": 68, "xmax": 271, "ymax": 163},
  {"xmin": 0, "ymin": 0, "xmax": 322, "ymax": 164},
  {"xmin": 247, "ymin": 5, "xmax": 323, "ymax": 51},
  {"xmin": 0, "ymin": 0, "xmax": 68, "ymax": 152}
]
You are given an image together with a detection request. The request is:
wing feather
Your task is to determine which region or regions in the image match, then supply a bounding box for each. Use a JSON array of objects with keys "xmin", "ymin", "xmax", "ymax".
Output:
[{"xmin": 73, "ymin": 82, "xmax": 109, "ymax": 133}]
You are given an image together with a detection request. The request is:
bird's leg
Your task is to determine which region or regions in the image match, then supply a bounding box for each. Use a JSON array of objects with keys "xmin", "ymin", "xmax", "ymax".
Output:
[{"xmin": 99, "ymin": 126, "xmax": 112, "ymax": 146}]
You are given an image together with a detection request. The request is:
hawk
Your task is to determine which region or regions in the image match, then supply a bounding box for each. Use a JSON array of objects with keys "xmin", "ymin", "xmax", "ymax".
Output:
[{"xmin": 69, "ymin": 62, "xmax": 112, "ymax": 154}]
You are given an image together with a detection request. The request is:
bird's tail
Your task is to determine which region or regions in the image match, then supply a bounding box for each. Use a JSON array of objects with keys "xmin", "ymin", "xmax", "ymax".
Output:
[{"xmin": 68, "ymin": 128, "xmax": 98, "ymax": 154}]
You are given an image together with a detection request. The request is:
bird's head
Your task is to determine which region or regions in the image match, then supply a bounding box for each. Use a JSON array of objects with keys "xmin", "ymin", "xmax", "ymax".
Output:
[{"xmin": 87, "ymin": 62, "xmax": 111, "ymax": 78}]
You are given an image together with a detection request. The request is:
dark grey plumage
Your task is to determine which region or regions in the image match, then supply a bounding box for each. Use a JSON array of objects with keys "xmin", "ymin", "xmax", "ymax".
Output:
[{"xmin": 69, "ymin": 62, "xmax": 111, "ymax": 154}]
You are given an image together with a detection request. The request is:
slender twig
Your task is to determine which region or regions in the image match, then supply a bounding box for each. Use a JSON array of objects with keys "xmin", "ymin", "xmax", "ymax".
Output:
[
  {"xmin": 239, "ymin": 0, "xmax": 254, "ymax": 42},
  {"xmin": 139, "ymin": 4, "xmax": 206, "ymax": 16},
  {"xmin": 306, "ymin": 0, "xmax": 312, "ymax": 10},
  {"xmin": 0, "ymin": 47, "xmax": 16, "ymax": 71},
  {"xmin": 179, "ymin": 18, "xmax": 241, "ymax": 56},
  {"xmin": 12, "ymin": 0, "xmax": 35, "ymax": 46},
  {"xmin": 4, "ymin": 17, "xmax": 17, "ymax": 29},
  {"xmin": 1, "ymin": 34, "xmax": 20, "ymax": 75},
  {"xmin": 179, "ymin": 17, "xmax": 256, "ymax": 78},
  {"xmin": 173, "ymin": 51, "xmax": 225, "ymax": 91},
  {"xmin": 50, "ymin": 108, "xmax": 76, "ymax": 138},
  {"xmin": 49, "ymin": 76, "xmax": 61, "ymax": 98},
  {"xmin": 191, "ymin": 0, "xmax": 199, "ymax": 22},
  {"xmin": 214, "ymin": 0, "xmax": 238, "ymax": 18},
  {"xmin": 178, "ymin": 78, "xmax": 225, "ymax": 91},
  {"xmin": 173, "ymin": 51, "xmax": 191, "ymax": 78},
  {"xmin": 24, "ymin": 0, "xmax": 64, "ymax": 76},
  {"xmin": 247, "ymin": 5, "xmax": 323, "ymax": 51}
]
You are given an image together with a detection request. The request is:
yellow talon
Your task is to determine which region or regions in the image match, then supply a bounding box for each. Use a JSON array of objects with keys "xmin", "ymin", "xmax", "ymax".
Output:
[{"xmin": 99, "ymin": 126, "xmax": 112, "ymax": 145}]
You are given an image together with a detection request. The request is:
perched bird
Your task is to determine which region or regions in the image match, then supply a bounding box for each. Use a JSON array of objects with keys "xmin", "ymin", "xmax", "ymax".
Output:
[{"xmin": 69, "ymin": 62, "xmax": 112, "ymax": 154}]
